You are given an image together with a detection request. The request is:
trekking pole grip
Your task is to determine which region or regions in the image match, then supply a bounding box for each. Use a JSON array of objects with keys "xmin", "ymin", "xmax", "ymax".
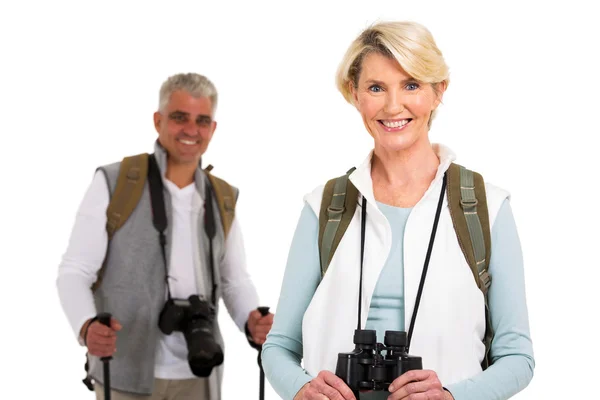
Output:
[
  {"xmin": 96, "ymin": 312, "xmax": 113, "ymax": 400},
  {"xmin": 256, "ymin": 307, "xmax": 270, "ymax": 400},
  {"xmin": 97, "ymin": 312, "xmax": 113, "ymax": 362},
  {"xmin": 255, "ymin": 306, "xmax": 270, "ymax": 361},
  {"xmin": 258, "ymin": 306, "xmax": 270, "ymax": 317}
]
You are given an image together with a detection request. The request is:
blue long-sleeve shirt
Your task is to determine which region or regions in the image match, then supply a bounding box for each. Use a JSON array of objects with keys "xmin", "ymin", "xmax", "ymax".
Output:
[{"xmin": 262, "ymin": 198, "xmax": 535, "ymax": 400}]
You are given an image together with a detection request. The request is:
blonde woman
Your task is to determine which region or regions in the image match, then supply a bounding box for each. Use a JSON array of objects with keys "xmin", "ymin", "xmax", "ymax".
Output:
[{"xmin": 261, "ymin": 21, "xmax": 534, "ymax": 400}]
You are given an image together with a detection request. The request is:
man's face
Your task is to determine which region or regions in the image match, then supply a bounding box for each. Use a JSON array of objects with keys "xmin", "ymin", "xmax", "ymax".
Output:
[{"xmin": 153, "ymin": 90, "xmax": 217, "ymax": 165}]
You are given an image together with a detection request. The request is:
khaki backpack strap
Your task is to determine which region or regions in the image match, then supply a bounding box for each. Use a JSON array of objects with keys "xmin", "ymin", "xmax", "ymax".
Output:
[
  {"xmin": 93, "ymin": 153, "xmax": 149, "ymax": 293},
  {"xmin": 447, "ymin": 163, "xmax": 492, "ymax": 293},
  {"xmin": 318, "ymin": 167, "xmax": 358, "ymax": 277},
  {"xmin": 204, "ymin": 165, "xmax": 236, "ymax": 239},
  {"xmin": 105, "ymin": 153, "xmax": 150, "ymax": 239},
  {"xmin": 447, "ymin": 162, "xmax": 493, "ymax": 369}
]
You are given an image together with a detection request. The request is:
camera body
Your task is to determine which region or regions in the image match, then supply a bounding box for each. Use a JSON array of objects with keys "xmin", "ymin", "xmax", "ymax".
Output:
[
  {"xmin": 158, "ymin": 294, "xmax": 223, "ymax": 377},
  {"xmin": 335, "ymin": 329, "xmax": 422, "ymax": 393}
]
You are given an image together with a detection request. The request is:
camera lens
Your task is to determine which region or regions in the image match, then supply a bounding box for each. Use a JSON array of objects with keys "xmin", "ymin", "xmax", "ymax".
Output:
[
  {"xmin": 183, "ymin": 298, "xmax": 224, "ymax": 377},
  {"xmin": 185, "ymin": 317, "xmax": 224, "ymax": 377}
]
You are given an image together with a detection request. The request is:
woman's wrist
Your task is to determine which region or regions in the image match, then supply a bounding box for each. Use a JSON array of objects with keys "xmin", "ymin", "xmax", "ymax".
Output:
[{"xmin": 293, "ymin": 382, "xmax": 309, "ymax": 400}]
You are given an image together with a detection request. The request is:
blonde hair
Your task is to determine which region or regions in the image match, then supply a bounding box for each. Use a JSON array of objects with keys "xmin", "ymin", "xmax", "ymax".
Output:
[
  {"xmin": 158, "ymin": 73, "xmax": 218, "ymax": 114},
  {"xmin": 335, "ymin": 21, "xmax": 450, "ymax": 127}
]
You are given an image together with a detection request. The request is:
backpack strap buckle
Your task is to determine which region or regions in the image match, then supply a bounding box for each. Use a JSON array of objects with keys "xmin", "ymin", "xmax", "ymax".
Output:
[
  {"xmin": 460, "ymin": 198, "xmax": 478, "ymax": 208},
  {"xmin": 479, "ymin": 269, "xmax": 491, "ymax": 293},
  {"xmin": 327, "ymin": 205, "xmax": 345, "ymax": 220}
]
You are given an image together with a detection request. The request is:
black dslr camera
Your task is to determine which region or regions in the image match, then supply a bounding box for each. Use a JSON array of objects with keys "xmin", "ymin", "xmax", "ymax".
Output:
[
  {"xmin": 335, "ymin": 329, "xmax": 422, "ymax": 394},
  {"xmin": 158, "ymin": 295, "xmax": 223, "ymax": 377}
]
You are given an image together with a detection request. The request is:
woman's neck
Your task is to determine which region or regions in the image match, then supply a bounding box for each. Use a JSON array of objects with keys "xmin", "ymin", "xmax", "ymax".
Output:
[{"xmin": 371, "ymin": 140, "xmax": 440, "ymax": 207}]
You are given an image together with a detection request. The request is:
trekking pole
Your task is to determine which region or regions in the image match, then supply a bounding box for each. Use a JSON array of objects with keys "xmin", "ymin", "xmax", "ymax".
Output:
[
  {"xmin": 256, "ymin": 307, "xmax": 270, "ymax": 400},
  {"xmin": 97, "ymin": 312, "xmax": 113, "ymax": 400}
]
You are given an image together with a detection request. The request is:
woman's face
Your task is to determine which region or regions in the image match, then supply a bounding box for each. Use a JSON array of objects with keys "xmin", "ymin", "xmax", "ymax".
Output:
[{"xmin": 351, "ymin": 52, "xmax": 445, "ymax": 154}]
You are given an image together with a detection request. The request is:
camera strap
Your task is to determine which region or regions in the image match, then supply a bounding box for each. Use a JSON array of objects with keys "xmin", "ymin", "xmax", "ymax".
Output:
[
  {"xmin": 147, "ymin": 154, "xmax": 218, "ymax": 305},
  {"xmin": 203, "ymin": 180, "xmax": 218, "ymax": 305},
  {"xmin": 357, "ymin": 173, "xmax": 447, "ymax": 352}
]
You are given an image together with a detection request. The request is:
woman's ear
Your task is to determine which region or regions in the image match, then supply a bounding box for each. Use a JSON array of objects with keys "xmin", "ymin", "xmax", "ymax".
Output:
[{"xmin": 433, "ymin": 81, "xmax": 448, "ymax": 109}]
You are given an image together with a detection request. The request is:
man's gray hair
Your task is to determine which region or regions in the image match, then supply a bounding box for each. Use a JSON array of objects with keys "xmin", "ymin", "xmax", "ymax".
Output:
[{"xmin": 158, "ymin": 73, "xmax": 218, "ymax": 114}]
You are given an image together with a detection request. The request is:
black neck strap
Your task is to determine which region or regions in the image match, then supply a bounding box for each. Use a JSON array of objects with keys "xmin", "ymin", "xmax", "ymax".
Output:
[
  {"xmin": 358, "ymin": 172, "xmax": 447, "ymax": 352},
  {"xmin": 203, "ymin": 179, "xmax": 218, "ymax": 305},
  {"xmin": 147, "ymin": 153, "xmax": 218, "ymax": 305}
]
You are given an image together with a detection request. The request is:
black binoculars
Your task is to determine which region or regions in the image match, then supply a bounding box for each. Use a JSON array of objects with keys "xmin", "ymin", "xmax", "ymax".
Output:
[{"xmin": 335, "ymin": 329, "xmax": 422, "ymax": 394}]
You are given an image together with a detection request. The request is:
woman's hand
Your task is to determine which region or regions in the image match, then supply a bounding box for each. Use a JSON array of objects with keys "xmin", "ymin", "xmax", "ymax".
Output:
[
  {"xmin": 387, "ymin": 370, "xmax": 454, "ymax": 400},
  {"xmin": 294, "ymin": 371, "xmax": 357, "ymax": 400}
]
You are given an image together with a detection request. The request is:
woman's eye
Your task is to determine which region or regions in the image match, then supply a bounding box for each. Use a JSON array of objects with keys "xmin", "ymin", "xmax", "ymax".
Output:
[
  {"xmin": 406, "ymin": 82, "xmax": 420, "ymax": 91},
  {"xmin": 369, "ymin": 85, "xmax": 383, "ymax": 93}
]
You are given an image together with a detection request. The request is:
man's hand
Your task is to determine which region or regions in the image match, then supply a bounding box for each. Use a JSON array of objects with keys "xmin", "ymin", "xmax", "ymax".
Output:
[
  {"xmin": 387, "ymin": 369, "xmax": 454, "ymax": 400},
  {"xmin": 293, "ymin": 371, "xmax": 356, "ymax": 400},
  {"xmin": 247, "ymin": 309, "xmax": 274, "ymax": 345},
  {"xmin": 80, "ymin": 317, "xmax": 122, "ymax": 358}
]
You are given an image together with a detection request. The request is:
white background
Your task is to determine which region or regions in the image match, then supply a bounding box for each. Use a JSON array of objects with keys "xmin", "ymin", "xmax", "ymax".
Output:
[{"xmin": 1, "ymin": 1, "xmax": 598, "ymax": 399}]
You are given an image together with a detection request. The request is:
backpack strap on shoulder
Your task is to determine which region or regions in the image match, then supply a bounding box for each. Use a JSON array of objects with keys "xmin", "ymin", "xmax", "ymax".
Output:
[
  {"xmin": 92, "ymin": 153, "xmax": 149, "ymax": 293},
  {"xmin": 204, "ymin": 164, "xmax": 237, "ymax": 239},
  {"xmin": 447, "ymin": 162, "xmax": 493, "ymax": 369},
  {"xmin": 447, "ymin": 163, "xmax": 492, "ymax": 293},
  {"xmin": 318, "ymin": 167, "xmax": 358, "ymax": 277},
  {"xmin": 105, "ymin": 153, "xmax": 149, "ymax": 239}
]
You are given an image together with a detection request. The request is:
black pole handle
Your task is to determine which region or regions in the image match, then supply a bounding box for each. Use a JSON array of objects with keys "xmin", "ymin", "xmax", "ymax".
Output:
[
  {"xmin": 255, "ymin": 307, "xmax": 270, "ymax": 364},
  {"xmin": 97, "ymin": 312, "xmax": 113, "ymax": 362},
  {"xmin": 97, "ymin": 312, "xmax": 112, "ymax": 327},
  {"xmin": 96, "ymin": 312, "xmax": 112, "ymax": 400},
  {"xmin": 255, "ymin": 307, "xmax": 270, "ymax": 400},
  {"xmin": 257, "ymin": 306, "xmax": 270, "ymax": 317}
]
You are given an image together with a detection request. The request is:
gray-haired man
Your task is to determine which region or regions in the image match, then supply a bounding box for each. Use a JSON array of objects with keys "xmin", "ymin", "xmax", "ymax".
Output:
[{"xmin": 57, "ymin": 73, "xmax": 273, "ymax": 400}]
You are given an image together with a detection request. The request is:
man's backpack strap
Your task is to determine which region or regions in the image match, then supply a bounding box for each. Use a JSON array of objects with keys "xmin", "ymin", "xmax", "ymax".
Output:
[
  {"xmin": 318, "ymin": 167, "xmax": 358, "ymax": 277},
  {"xmin": 204, "ymin": 164, "xmax": 237, "ymax": 239},
  {"xmin": 105, "ymin": 153, "xmax": 149, "ymax": 239},
  {"xmin": 91, "ymin": 153, "xmax": 149, "ymax": 293},
  {"xmin": 446, "ymin": 162, "xmax": 493, "ymax": 369}
]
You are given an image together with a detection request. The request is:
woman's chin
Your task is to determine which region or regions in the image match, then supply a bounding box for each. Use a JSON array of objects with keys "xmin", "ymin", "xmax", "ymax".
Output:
[{"xmin": 375, "ymin": 138, "xmax": 418, "ymax": 154}]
